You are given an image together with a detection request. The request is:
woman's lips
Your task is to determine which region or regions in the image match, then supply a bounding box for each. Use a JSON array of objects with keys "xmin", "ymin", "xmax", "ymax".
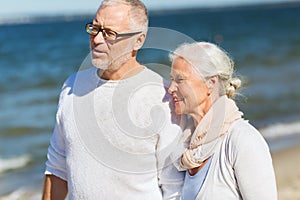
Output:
[{"xmin": 173, "ymin": 95, "xmax": 184, "ymax": 103}]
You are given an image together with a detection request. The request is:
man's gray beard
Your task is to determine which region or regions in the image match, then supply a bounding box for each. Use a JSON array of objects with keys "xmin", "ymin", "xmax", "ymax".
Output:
[
  {"xmin": 92, "ymin": 59, "xmax": 109, "ymax": 70},
  {"xmin": 92, "ymin": 52, "xmax": 131, "ymax": 72}
]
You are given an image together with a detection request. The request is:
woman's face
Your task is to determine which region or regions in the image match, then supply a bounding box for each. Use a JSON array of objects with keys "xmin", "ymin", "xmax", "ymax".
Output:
[{"xmin": 168, "ymin": 57, "xmax": 211, "ymax": 116}]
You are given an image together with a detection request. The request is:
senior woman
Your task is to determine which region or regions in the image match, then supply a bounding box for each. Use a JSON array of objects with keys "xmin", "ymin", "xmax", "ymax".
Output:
[{"xmin": 168, "ymin": 42, "xmax": 277, "ymax": 200}]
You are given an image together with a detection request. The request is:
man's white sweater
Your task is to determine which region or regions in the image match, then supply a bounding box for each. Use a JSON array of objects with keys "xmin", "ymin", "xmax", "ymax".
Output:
[{"xmin": 45, "ymin": 67, "xmax": 185, "ymax": 200}]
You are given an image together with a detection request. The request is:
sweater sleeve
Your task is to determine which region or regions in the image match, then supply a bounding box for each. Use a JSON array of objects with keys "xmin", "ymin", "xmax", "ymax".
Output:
[
  {"xmin": 156, "ymin": 110, "xmax": 186, "ymax": 200},
  {"xmin": 45, "ymin": 116, "xmax": 67, "ymax": 181},
  {"xmin": 158, "ymin": 156, "xmax": 185, "ymax": 200},
  {"xmin": 44, "ymin": 77, "xmax": 73, "ymax": 181},
  {"xmin": 229, "ymin": 121, "xmax": 277, "ymax": 200}
]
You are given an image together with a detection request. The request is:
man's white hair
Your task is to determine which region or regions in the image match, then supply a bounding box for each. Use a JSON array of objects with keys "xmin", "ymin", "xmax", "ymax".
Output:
[{"xmin": 101, "ymin": 0, "xmax": 148, "ymax": 32}]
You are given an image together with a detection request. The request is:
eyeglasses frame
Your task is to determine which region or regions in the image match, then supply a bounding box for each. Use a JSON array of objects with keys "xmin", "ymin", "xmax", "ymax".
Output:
[{"xmin": 85, "ymin": 22, "xmax": 142, "ymax": 41}]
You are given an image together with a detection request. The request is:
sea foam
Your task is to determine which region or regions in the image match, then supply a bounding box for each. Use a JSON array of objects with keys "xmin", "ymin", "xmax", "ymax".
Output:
[
  {"xmin": 0, "ymin": 155, "xmax": 31, "ymax": 174},
  {"xmin": 260, "ymin": 120, "xmax": 300, "ymax": 139}
]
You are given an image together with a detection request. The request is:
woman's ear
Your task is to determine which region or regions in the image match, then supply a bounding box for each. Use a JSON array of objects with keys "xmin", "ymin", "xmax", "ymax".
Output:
[
  {"xmin": 206, "ymin": 75, "xmax": 218, "ymax": 92},
  {"xmin": 133, "ymin": 33, "xmax": 146, "ymax": 51}
]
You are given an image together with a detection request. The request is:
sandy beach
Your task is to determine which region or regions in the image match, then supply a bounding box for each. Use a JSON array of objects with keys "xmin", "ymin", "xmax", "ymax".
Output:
[
  {"xmin": 272, "ymin": 145, "xmax": 300, "ymax": 200},
  {"xmin": 1, "ymin": 145, "xmax": 299, "ymax": 200}
]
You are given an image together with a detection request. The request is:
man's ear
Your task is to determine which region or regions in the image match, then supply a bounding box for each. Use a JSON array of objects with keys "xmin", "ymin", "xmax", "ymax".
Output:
[{"xmin": 133, "ymin": 33, "xmax": 146, "ymax": 51}]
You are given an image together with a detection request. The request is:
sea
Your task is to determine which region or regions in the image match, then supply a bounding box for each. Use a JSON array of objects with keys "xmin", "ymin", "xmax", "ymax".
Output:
[{"xmin": 0, "ymin": 2, "xmax": 300, "ymax": 199}]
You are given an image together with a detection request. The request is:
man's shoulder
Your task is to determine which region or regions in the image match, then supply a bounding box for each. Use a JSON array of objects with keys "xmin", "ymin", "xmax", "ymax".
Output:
[
  {"xmin": 60, "ymin": 67, "xmax": 98, "ymax": 96},
  {"xmin": 142, "ymin": 67, "xmax": 171, "ymax": 87},
  {"xmin": 63, "ymin": 67, "xmax": 97, "ymax": 88}
]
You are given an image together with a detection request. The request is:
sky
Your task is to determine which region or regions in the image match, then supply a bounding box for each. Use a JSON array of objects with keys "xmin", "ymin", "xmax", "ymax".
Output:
[{"xmin": 0, "ymin": 0, "xmax": 297, "ymax": 19}]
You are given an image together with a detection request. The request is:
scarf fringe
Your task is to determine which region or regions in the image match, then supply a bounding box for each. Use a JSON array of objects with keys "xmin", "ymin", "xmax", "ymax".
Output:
[{"xmin": 180, "ymin": 96, "xmax": 243, "ymax": 170}]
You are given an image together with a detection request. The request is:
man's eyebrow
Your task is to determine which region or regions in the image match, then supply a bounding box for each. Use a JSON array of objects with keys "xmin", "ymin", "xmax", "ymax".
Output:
[{"xmin": 93, "ymin": 19, "xmax": 100, "ymax": 25}]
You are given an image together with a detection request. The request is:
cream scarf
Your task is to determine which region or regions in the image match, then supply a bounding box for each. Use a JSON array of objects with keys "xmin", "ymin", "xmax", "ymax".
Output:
[{"xmin": 180, "ymin": 95, "xmax": 243, "ymax": 169}]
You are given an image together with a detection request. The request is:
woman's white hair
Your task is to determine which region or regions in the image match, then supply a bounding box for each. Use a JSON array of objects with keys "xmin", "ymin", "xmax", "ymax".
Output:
[
  {"xmin": 170, "ymin": 42, "xmax": 242, "ymax": 99},
  {"xmin": 100, "ymin": 0, "xmax": 148, "ymax": 32}
]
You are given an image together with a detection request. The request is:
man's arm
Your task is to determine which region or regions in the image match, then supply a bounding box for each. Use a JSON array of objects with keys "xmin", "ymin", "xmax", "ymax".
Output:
[
  {"xmin": 158, "ymin": 156, "xmax": 185, "ymax": 200},
  {"xmin": 42, "ymin": 174, "xmax": 68, "ymax": 200},
  {"xmin": 156, "ymin": 122, "xmax": 187, "ymax": 199}
]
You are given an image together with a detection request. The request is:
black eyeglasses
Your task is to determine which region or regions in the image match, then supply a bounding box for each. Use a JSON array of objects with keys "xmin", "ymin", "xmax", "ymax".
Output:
[{"xmin": 85, "ymin": 22, "xmax": 142, "ymax": 41}]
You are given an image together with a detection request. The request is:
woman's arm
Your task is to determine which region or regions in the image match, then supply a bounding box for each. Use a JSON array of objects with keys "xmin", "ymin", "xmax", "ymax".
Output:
[{"xmin": 231, "ymin": 122, "xmax": 277, "ymax": 200}]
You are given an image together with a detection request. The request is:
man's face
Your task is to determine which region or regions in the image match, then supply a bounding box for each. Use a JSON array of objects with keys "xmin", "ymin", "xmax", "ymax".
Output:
[{"xmin": 90, "ymin": 4, "xmax": 136, "ymax": 70}]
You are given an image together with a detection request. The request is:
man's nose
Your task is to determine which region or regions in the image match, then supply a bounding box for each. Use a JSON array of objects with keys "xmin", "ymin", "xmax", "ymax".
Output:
[{"xmin": 92, "ymin": 32, "xmax": 105, "ymax": 44}]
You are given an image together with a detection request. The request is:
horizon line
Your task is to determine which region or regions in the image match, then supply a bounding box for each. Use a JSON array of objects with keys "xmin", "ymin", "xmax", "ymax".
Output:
[{"xmin": 0, "ymin": 1, "xmax": 299, "ymax": 26}]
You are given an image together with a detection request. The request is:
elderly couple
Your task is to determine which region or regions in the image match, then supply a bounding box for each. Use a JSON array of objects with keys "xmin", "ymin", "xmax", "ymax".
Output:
[{"xmin": 42, "ymin": 0, "xmax": 277, "ymax": 199}]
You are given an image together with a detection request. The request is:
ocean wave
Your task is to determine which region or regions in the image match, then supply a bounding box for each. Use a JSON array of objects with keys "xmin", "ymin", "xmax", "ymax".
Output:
[
  {"xmin": 0, "ymin": 187, "xmax": 42, "ymax": 200},
  {"xmin": 260, "ymin": 120, "xmax": 300, "ymax": 139},
  {"xmin": 0, "ymin": 155, "xmax": 31, "ymax": 174}
]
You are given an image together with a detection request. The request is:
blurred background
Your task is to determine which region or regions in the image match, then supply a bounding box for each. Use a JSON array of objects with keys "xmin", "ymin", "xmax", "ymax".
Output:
[{"xmin": 0, "ymin": 0, "xmax": 300, "ymax": 199}]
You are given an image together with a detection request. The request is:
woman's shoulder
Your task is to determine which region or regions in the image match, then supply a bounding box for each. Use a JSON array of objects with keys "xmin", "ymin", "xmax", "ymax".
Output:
[
  {"xmin": 225, "ymin": 119, "xmax": 270, "ymax": 154},
  {"xmin": 228, "ymin": 119, "xmax": 262, "ymax": 141}
]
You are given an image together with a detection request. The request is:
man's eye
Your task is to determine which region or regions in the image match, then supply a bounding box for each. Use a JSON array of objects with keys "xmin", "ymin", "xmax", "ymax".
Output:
[{"xmin": 104, "ymin": 30, "xmax": 116, "ymax": 38}]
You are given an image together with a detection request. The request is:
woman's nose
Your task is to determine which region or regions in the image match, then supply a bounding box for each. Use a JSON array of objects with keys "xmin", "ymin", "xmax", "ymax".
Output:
[{"xmin": 168, "ymin": 81, "xmax": 177, "ymax": 94}]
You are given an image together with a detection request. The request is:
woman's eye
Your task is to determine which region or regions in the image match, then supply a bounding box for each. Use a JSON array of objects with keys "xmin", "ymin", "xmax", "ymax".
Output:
[
  {"xmin": 170, "ymin": 76, "xmax": 185, "ymax": 83},
  {"xmin": 176, "ymin": 78, "xmax": 184, "ymax": 83}
]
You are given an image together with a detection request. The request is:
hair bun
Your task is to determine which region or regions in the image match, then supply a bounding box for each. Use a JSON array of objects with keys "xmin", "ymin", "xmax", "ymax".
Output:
[
  {"xmin": 230, "ymin": 77, "xmax": 241, "ymax": 89},
  {"xmin": 226, "ymin": 77, "xmax": 241, "ymax": 98}
]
